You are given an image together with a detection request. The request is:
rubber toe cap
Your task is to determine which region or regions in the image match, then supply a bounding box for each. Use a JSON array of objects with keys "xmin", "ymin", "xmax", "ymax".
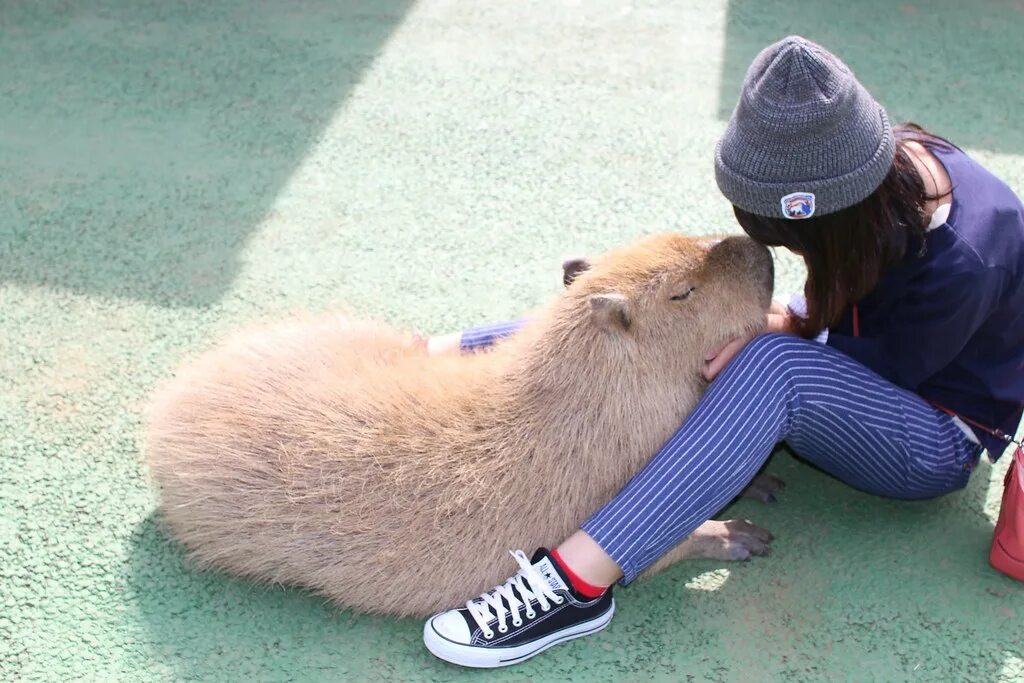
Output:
[{"xmin": 428, "ymin": 611, "xmax": 472, "ymax": 644}]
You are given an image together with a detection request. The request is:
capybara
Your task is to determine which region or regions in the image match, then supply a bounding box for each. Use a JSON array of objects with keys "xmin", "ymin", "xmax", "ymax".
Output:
[{"xmin": 144, "ymin": 233, "xmax": 775, "ymax": 617}]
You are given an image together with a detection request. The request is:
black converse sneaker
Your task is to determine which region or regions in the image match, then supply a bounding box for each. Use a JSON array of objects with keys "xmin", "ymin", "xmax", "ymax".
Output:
[{"xmin": 423, "ymin": 548, "xmax": 615, "ymax": 668}]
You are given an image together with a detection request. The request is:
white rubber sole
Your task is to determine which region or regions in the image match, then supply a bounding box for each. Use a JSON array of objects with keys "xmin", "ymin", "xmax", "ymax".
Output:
[{"xmin": 423, "ymin": 599, "xmax": 615, "ymax": 669}]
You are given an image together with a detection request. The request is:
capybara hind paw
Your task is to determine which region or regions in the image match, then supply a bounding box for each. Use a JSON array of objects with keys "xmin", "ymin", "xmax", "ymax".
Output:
[
  {"xmin": 740, "ymin": 473, "xmax": 785, "ymax": 503},
  {"xmin": 689, "ymin": 519, "xmax": 774, "ymax": 562}
]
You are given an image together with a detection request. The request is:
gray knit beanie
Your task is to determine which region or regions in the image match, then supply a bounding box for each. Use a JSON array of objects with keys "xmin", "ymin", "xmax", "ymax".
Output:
[{"xmin": 714, "ymin": 36, "xmax": 895, "ymax": 219}]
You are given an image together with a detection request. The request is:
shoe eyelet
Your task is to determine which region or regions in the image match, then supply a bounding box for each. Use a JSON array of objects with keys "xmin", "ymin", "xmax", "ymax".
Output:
[
  {"xmin": 525, "ymin": 611, "xmax": 536, "ymax": 619},
  {"xmin": 553, "ymin": 597, "xmax": 564, "ymax": 605},
  {"xmin": 498, "ymin": 625, "xmax": 508, "ymax": 634},
  {"xmin": 483, "ymin": 630, "xmax": 494, "ymax": 640},
  {"xmin": 541, "ymin": 604, "xmax": 550, "ymax": 612},
  {"xmin": 512, "ymin": 620, "xmax": 522, "ymax": 627}
]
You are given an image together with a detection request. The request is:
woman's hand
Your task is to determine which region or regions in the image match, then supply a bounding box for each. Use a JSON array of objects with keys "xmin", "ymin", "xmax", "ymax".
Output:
[
  {"xmin": 417, "ymin": 332, "xmax": 462, "ymax": 355},
  {"xmin": 768, "ymin": 298, "xmax": 790, "ymax": 320},
  {"xmin": 703, "ymin": 301, "xmax": 798, "ymax": 381},
  {"xmin": 703, "ymin": 336, "xmax": 750, "ymax": 382}
]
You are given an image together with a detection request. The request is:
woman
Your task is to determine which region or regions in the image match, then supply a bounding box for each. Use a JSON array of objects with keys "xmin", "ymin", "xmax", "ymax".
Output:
[{"xmin": 421, "ymin": 36, "xmax": 1024, "ymax": 668}]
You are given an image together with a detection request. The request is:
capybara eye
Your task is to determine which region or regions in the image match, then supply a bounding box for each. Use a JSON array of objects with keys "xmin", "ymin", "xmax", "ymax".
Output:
[{"xmin": 670, "ymin": 287, "xmax": 697, "ymax": 301}]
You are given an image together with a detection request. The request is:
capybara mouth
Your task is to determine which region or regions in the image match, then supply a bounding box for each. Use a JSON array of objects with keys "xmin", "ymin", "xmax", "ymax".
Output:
[{"xmin": 708, "ymin": 320, "xmax": 770, "ymax": 366}]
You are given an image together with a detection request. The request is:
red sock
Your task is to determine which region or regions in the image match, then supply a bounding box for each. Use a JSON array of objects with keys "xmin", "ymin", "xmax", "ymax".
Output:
[{"xmin": 550, "ymin": 548, "xmax": 608, "ymax": 598}]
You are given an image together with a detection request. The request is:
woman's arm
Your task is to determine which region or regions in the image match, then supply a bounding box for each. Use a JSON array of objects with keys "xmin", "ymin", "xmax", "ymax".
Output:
[{"xmin": 827, "ymin": 265, "xmax": 1006, "ymax": 390}]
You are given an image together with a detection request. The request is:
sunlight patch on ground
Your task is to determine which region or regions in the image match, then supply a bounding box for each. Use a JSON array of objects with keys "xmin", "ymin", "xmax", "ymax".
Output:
[
  {"xmin": 1000, "ymin": 650, "xmax": 1023, "ymax": 682},
  {"xmin": 684, "ymin": 567, "xmax": 731, "ymax": 592}
]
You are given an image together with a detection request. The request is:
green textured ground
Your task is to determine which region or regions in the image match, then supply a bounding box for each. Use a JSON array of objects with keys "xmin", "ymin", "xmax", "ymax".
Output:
[{"xmin": 2, "ymin": 1, "xmax": 1024, "ymax": 680}]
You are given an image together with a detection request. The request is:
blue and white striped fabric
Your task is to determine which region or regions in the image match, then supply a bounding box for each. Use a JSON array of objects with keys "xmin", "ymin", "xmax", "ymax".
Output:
[
  {"xmin": 456, "ymin": 323, "xmax": 982, "ymax": 583},
  {"xmin": 460, "ymin": 319, "xmax": 527, "ymax": 352}
]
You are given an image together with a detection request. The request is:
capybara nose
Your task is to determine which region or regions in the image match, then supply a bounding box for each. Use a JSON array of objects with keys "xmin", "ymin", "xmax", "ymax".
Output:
[
  {"xmin": 708, "ymin": 235, "xmax": 764, "ymax": 260},
  {"xmin": 707, "ymin": 235, "xmax": 775, "ymax": 301}
]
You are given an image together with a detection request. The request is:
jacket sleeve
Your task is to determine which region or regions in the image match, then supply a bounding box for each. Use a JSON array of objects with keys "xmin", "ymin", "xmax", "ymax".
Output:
[{"xmin": 827, "ymin": 265, "xmax": 1006, "ymax": 390}]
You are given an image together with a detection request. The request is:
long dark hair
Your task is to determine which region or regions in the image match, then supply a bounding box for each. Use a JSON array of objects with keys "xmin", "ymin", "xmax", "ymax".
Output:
[{"xmin": 735, "ymin": 123, "xmax": 953, "ymax": 337}]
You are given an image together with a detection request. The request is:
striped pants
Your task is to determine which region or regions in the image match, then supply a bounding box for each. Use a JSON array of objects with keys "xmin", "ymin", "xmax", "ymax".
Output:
[{"xmin": 460, "ymin": 323, "xmax": 982, "ymax": 583}]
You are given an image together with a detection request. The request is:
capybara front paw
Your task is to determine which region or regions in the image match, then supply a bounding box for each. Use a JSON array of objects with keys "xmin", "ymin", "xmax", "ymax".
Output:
[
  {"xmin": 693, "ymin": 519, "xmax": 774, "ymax": 561},
  {"xmin": 740, "ymin": 473, "xmax": 785, "ymax": 504}
]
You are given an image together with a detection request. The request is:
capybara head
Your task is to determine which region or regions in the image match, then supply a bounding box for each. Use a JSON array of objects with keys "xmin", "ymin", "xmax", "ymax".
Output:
[{"xmin": 553, "ymin": 233, "xmax": 773, "ymax": 381}]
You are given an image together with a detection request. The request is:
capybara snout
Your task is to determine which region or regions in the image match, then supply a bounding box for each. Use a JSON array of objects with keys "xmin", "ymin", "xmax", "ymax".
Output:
[
  {"xmin": 144, "ymin": 232, "xmax": 774, "ymax": 617},
  {"xmin": 705, "ymin": 235, "xmax": 774, "ymax": 305}
]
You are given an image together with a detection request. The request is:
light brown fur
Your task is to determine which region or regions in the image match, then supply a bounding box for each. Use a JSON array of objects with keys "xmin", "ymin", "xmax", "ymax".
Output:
[{"xmin": 144, "ymin": 234, "xmax": 774, "ymax": 617}]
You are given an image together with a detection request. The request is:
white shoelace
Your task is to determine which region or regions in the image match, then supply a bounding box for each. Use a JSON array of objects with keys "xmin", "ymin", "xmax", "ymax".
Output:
[{"xmin": 465, "ymin": 550, "xmax": 564, "ymax": 639}]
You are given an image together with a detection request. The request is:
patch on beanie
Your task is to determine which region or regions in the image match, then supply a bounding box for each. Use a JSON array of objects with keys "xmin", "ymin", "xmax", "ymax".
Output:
[{"xmin": 781, "ymin": 192, "xmax": 815, "ymax": 219}]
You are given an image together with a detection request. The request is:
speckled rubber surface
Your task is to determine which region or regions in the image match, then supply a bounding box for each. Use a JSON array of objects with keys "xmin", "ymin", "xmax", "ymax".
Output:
[{"xmin": 2, "ymin": 1, "xmax": 1023, "ymax": 680}]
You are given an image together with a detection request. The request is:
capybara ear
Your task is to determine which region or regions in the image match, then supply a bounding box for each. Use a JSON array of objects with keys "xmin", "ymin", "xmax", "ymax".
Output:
[
  {"xmin": 589, "ymin": 293, "xmax": 630, "ymax": 332},
  {"xmin": 562, "ymin": 258, "xmax": 592, "ymax": 287}
]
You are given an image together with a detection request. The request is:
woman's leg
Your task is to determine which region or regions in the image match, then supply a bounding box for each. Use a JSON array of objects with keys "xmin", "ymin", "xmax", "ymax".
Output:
[
  {"xmin": 579, "ymin": 333, "xmax": 981, "ymax": 583},
  {"xmin": 423, "ymin": 333, "xmax": 981, "ymax": 667},
  {"xmin": 419, "ymin": 333, "xmax": 978, "ymax": 663}
]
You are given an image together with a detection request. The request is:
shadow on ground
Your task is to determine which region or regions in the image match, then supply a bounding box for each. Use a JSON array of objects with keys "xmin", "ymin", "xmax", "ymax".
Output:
[
  {"xmin": 126, "ymin": 451, "xmax": 1023, "ymax": 681},
  {"xmin": 126, "ymin": 514, "xmax": 433, "ymax": 682},
  {"xmin": 717, "ymin": 0, "xmax": 1024, "ymax": 154},
  {"xmin": 0, "ymin": 0, "xmax": 411, "ymax": 307},
  {"xmin": 568, "ymin": 451, "xmax": 1023, "ymax": 680}
]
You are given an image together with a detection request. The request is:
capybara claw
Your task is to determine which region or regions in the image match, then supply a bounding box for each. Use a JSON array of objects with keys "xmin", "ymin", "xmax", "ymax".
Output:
[{"xmin": 686, "ymin": 519, "xmax": 775, "ymax": 562}]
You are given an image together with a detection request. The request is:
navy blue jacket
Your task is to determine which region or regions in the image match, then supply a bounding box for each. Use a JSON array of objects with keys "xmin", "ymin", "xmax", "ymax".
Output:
[{"xmin": 827, "ymin": 143, "xmax": 1024, "ymax": 459}]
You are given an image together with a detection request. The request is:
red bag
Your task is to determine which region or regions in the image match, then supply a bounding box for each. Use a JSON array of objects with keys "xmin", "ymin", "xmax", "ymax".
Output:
[{"xmin": 990, "ymin": 446, "xmax": 1024, "ymax": 581}]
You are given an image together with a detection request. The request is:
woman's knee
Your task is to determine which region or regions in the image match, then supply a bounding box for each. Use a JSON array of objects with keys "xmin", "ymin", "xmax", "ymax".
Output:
[{"xmin": 731, "ymin": 333, "xmax": 825, "ymax": 375}]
